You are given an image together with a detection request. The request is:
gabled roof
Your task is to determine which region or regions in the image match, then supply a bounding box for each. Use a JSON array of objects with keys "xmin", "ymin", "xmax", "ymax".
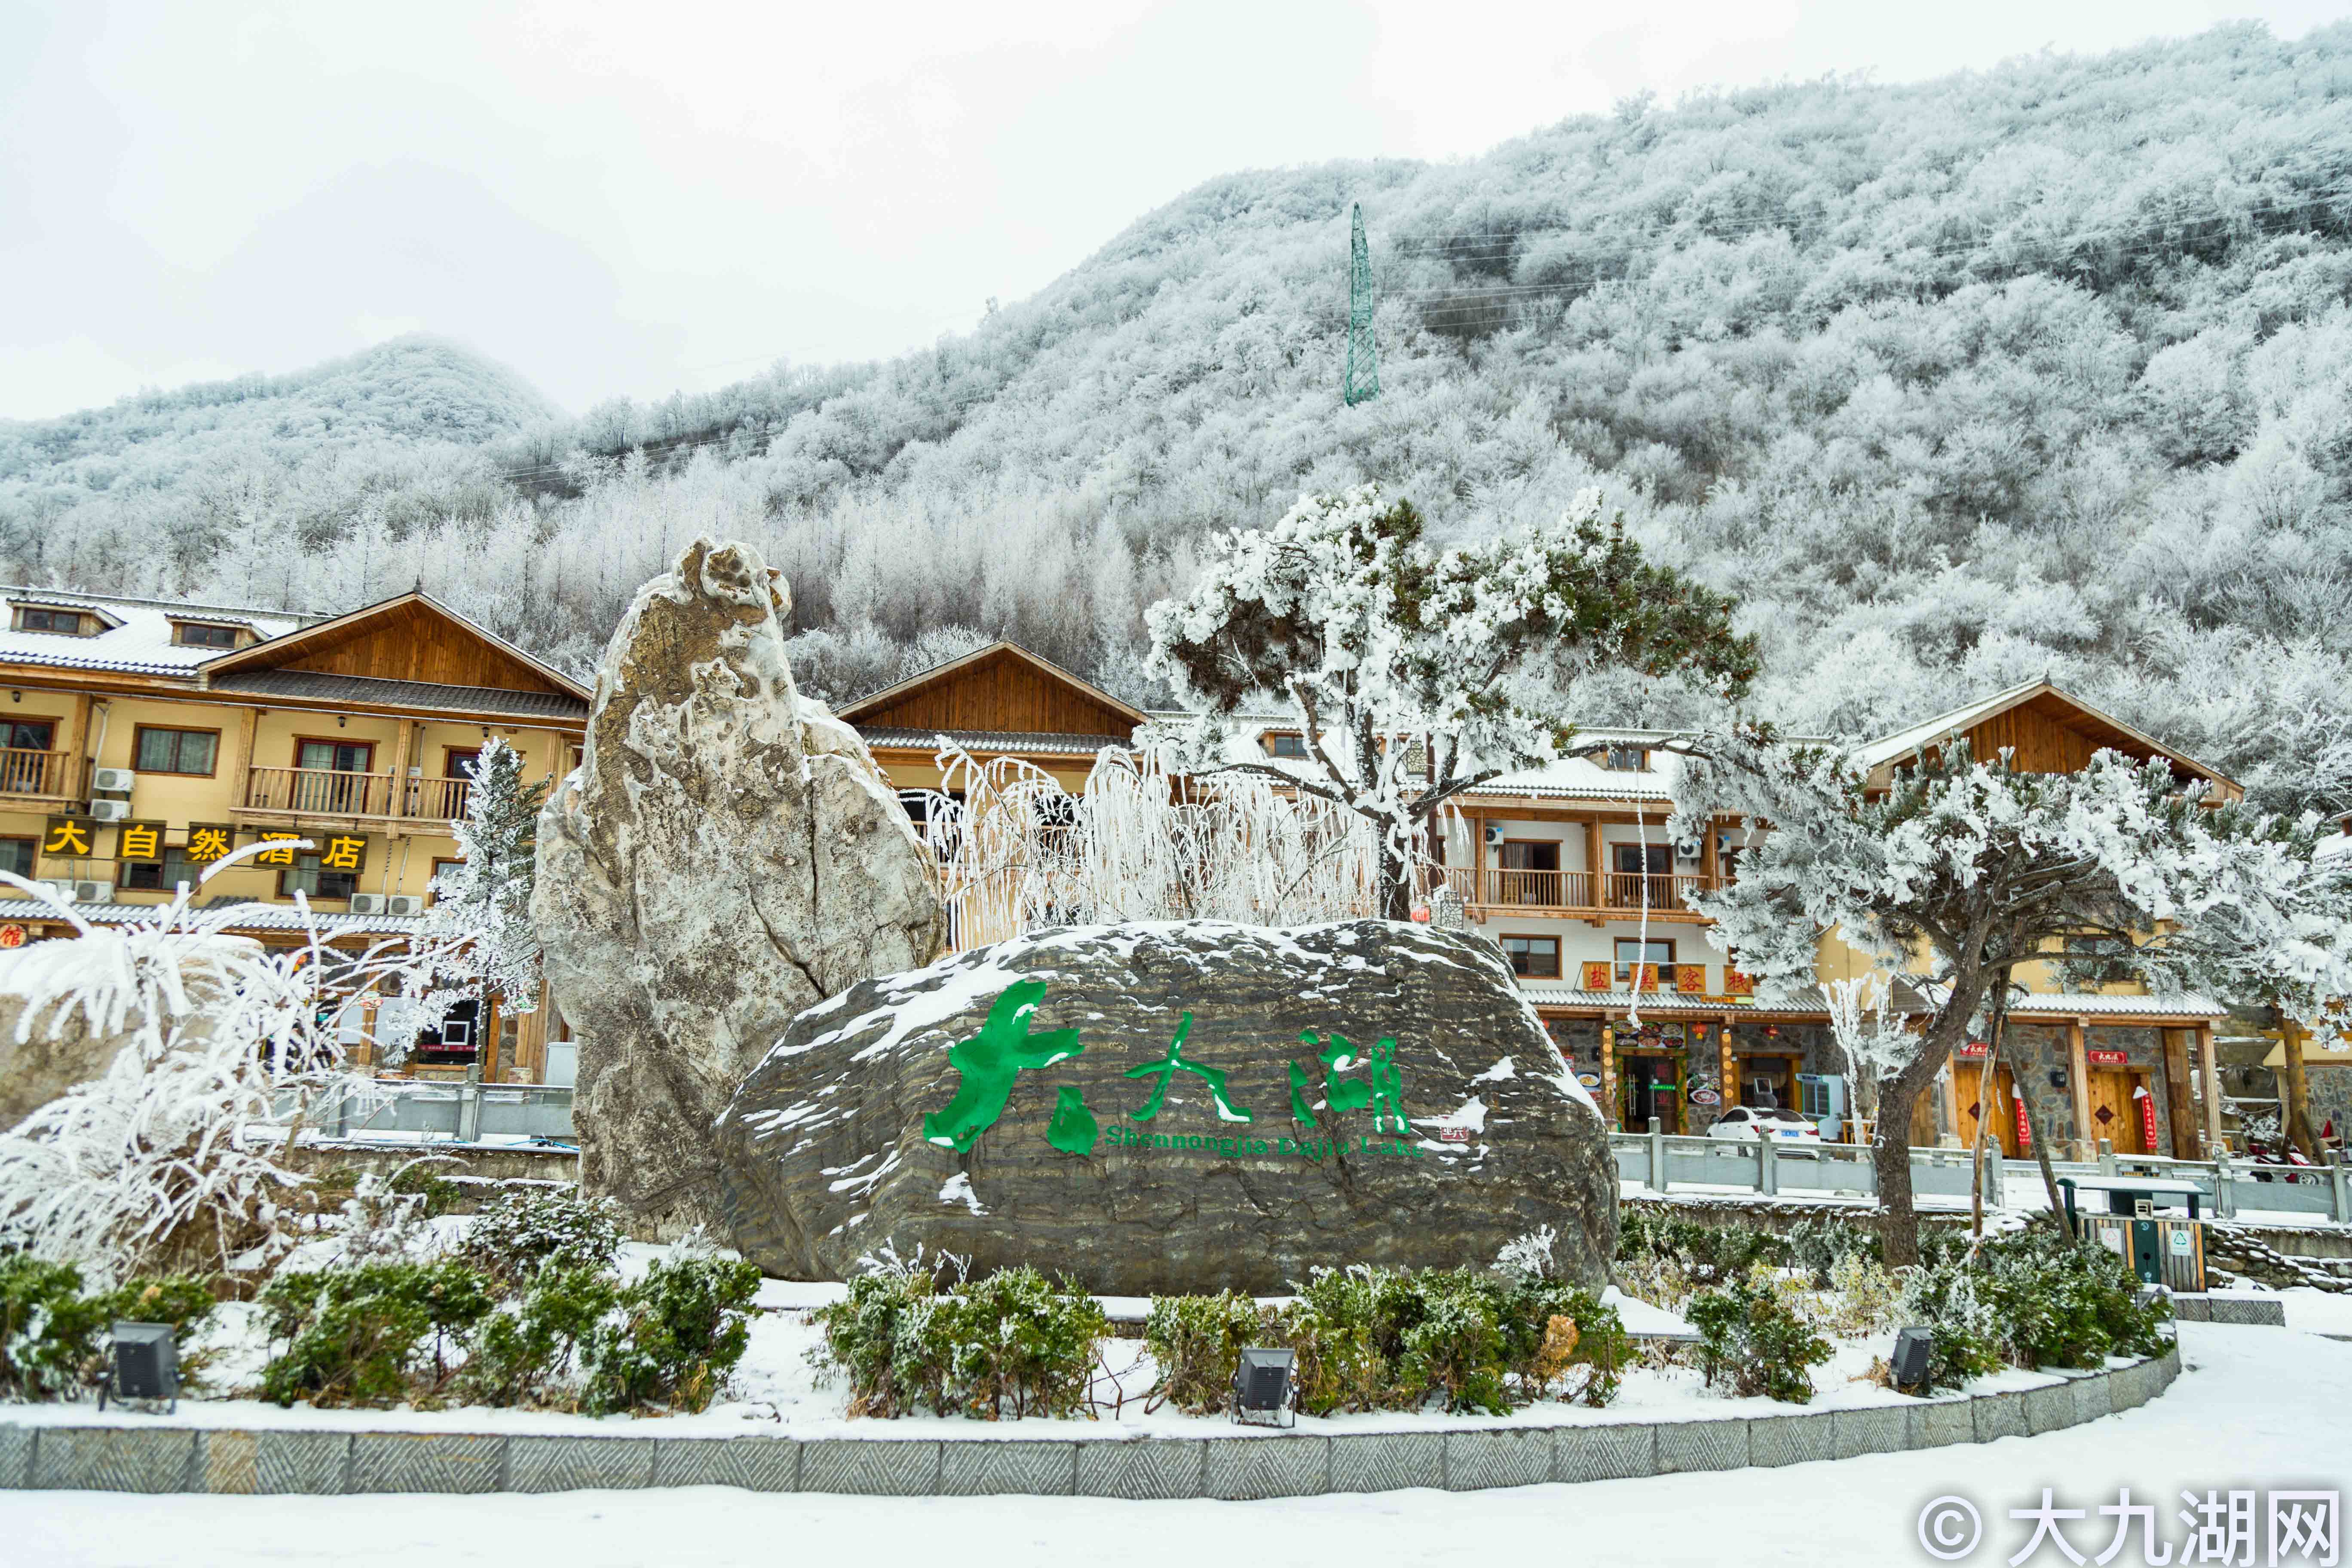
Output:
[
  {"xmin": 1854, "ymin": 680, "xmax": 2238, "ymax": 798},
  {"xmin": 200, "ymin": 591, "xmax": 589, "ymax": 704},
  {"xmin": 836, "ymin": 641, "xmax": 1148, "ymax": 734},
  {"xmin": 0, "ymin": 586, "xmax": 308, "ymax": 677}
]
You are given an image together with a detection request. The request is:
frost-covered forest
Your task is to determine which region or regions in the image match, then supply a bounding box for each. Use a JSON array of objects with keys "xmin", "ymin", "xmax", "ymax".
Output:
[{"xmin": 6, "ymin": 24, "xmax": 2352, "ymax": 812}]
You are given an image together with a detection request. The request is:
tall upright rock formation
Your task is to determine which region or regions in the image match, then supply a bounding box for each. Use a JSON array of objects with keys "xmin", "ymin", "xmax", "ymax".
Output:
[{"xmin": 533, "ymin": 538, "xmax": 947, "ymax": 1230}]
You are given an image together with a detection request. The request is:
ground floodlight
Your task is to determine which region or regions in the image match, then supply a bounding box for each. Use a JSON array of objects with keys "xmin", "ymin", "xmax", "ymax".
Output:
[
  {"xmin": 1232, "ymin": 1346, "xmax": 1296, "ymax": 1428},
  {"xmin": 1890, "ymin": 1326, "xmax": 1934, "ymax": 1396},
  {"xmin": 100, "ymin": 1321, "xmax": 178, "ymax": 1413}
]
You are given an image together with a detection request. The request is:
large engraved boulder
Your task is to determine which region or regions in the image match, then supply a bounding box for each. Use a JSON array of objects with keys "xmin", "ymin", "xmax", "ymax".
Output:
[
  {"xmin": 714, "ymin": 919, "xmax": 1617, "ymax": 1293},
  {"xmin": 535, "ymin": 537, "xmax": 948, "ymax": 1231}
]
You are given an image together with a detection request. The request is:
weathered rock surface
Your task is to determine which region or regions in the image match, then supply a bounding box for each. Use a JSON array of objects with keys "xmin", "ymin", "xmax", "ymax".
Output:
[
  {"xmin": 534, "ymin": 537, "xmax": 948, "ymax": 1230},
  {"xmin": 714, "ymin": 919, "xmax": 1618, "ymax": 1293}
]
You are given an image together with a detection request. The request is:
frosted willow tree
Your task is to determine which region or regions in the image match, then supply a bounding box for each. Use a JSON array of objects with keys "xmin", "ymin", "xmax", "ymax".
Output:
[
  {"xmin": 0, "ymin": 855, "xmax": 411, "ymax": 1283},
  {"xmin": 1671, "ymin": 730, "xmax": 2352, "ymax": 1267},
  {"xmin": 923, "ymin": 743, "xmax": 1383, "ymax": 941},
  {"xmin": 1146, "ymin": 485, "xmax": 1758, "ymax": 919},
  {"xmin": 418, "ymin": 737, "xmax": 548, "ymax": 1048}
]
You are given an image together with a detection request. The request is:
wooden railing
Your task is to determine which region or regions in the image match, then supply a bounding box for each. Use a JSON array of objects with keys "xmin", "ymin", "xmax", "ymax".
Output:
[
  {"xmin": 0, "ymin": 749, "xmax": 80, "ymax": 798},
  {"xmin": 407, "ymin": 776, "xmax": 473, "ymax": 823},
  {"xmin": 1422, "ymin": 865, "xmax": 1719, "ymax": 913},
  {"xmin": 244, "ymin": 766, "xmax": 396, "ymax": 818}
]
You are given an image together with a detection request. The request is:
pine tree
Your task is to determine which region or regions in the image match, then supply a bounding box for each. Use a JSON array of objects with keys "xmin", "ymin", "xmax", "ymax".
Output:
[{"xmin": 420, "ymin": 738, "xmax": 551, "ymax": 1038}]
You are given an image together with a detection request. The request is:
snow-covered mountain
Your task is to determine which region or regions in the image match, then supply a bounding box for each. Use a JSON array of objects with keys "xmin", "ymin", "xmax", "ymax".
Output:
[{"xmin": 5, "ymin": 22, "xmax": 2350, "ymax": 811}]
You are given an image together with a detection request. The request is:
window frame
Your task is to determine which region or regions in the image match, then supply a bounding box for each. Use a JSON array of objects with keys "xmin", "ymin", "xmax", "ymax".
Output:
[
  {"xmin": 442, "ymin": 747, "xmax": 483, "ymax": 780},
  {"xmin": 291, "ymin": 736, "xmax": 376, "ymax": 774},
  {"xmin": 1613, "ymin": 936, "xmax": 1675, "ymax": 982},
  {"xmin": 1263, "ymin": 731, "xmax": 1309, "ymax": 759},
  {"xmin": 1498, "ymin": 932, "xmax": 1562, "ymax": 979},
  {"xmin": 428, "ymin": 856, "xmax": 464, "ymax": 906},
  {"xmin": 132, "ymin": 724, "xmax": 222, "ymax": 777},
  {"xmin": 278, "ymin": 852, "xmax": 359, "ymax": 902},
  {"xmin": 0, "ymin": 836, "xmax": 35, "ymax": 878},
  {"xmin": 1598, "ymin": 745, "xmax": 1650, "ymax": 772},
  {"xmin": 1495, "ymin": 838, "xmax": 1562, "ymax": 872},
  {"xmin": 118, "ymin": 850, "xmax": 200, "ymax": 892},
  {"xmin": 168, "ymin": 620, "xmax": 242, "ymax": 649},
  {"xmin": 1, "ymin": 718, "xmax": 58, "ymax": 753},
  {"xmin": 12, "ymin": 606, "xmax": 87, "ymax": 637}
]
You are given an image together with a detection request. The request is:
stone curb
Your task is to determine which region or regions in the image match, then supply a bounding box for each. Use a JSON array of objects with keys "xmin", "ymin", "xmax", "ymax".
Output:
[{"xmin": 0, "ymin": 1344, "xmax": 2181, "ymax": 1498}]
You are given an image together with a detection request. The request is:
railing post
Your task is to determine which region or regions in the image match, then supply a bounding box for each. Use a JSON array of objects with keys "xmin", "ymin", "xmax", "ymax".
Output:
[
  {"xmin": 2098, "ymin": 1138, "xmax": 2117, "ymax": 1178},
  {"xmin": 2330, "ymin": 1152, "xmax": 2349, "ymax": 1227},
  {"xmin": 458, "ymin": 1062, "xmax": 484, "ymax": 1144},
  {"xmin": 1758, "ymin": 1134, "xmax": 1778, "ymax": 1197},
  {"xmin": 2215, "ymin": 1157, "xmax": 2237, "ymax": 1221},
  {"xmin": 1647, "ymin": 1116, "xmax": 1666, "ymax": 1193},
  {"xmin": 1983, "ymin": 1151, "xmax": 2005, "ymax": 1210}
]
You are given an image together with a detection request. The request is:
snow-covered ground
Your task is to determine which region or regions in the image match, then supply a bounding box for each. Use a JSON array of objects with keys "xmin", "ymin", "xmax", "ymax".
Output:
[{"xmin": 1, "ymin": 1322, "xmax": 2341, "ymax": 1568}]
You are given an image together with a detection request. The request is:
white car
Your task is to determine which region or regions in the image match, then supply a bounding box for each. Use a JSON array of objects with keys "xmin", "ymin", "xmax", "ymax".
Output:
[{"xmin": 1706, "ymin": 1106, "xmax": 1822, "ymax": 1142}]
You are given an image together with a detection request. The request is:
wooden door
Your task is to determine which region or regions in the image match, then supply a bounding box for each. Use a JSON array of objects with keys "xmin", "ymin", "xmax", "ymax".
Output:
[
  {"xmin": 1954, "ymin": 1065, "xmax": 2021, "ymax": 1157},
  {"xmin": 1621, "ymin": 1056, "xmax": 1683, "ymax": 1134},
  {"xmin": 2085, "ymin": 1069, "xmax": 2150, "ymax": 1154}
]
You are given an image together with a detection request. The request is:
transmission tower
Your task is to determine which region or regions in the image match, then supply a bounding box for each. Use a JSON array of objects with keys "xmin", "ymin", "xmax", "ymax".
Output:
[{"xmin": 1345, "ymin": 202, "xmax": 1380, "ymax": 406}]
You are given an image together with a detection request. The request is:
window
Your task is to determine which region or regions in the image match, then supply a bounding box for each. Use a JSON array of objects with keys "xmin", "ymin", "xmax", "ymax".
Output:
[
  {"xmin": 1614, "ymin": 937, "xmax": 1674, "ymax": 982},
  {"xmin": 1500, "ymin": 934, "xmax": 1560, "ymax": 978},
  {"xmin": 171, "ymin": 622, "xmax": 239, "ymax": 648},
  {"xmin": 1265, "ymin": 732, "xmax": 1308, "ymax": 759},
  {"xmin": 297, "ymin": 740, "xmax": 374, "ymax": 773},
  {"xmin": 0, "ymin": 838, "xmax": 34, "ymax": 877},
  {"xmin": 1496, "ymin": 840, "xmax": 1560, "ymax": 871},
  {"xmin": 444, "ymin": 748, "xmax": 483, "ymax": 780},
  {"xmin": 134, "ymin": 726, "xmax": 219, "ymax": 776},
  {"xmin": 119, "ymin": 850, "xmax": 200, "ymax": 892},
  {"xmin": 279, "ymin": 853, "xmax": 358, "ymax": 901},
  {"xmin": 428, "ymin": 856, "xmax": 464, "ymax": 905},
  {"xmin": 2, "ymin": 721, "xmax": 53, "ymax": 753},
  {"xmin": 1599, "ymin": 746, "xmax": 1649, "ymax": 771},
  {"xmin": 13, "ymin": 606, "xmax": 86, "ymax": 636}
]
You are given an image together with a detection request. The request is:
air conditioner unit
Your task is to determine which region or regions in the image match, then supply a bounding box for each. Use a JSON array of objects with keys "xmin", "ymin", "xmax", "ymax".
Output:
[
  {"xmin": 88, "ymin": 799, "xmax": 132, "ymax": 821},
  {"xmin": 44, "ymin": 880, "xmax": 79, "ymax": 903},
  {"xmin": 89, "ymin": 767, "xmax": 136, "ymax": 793},
  {"xmin": 384, "ymin": 894, "xmax": 424, "ymax": 917},
  {"xmin": 346, "ymin": 893, "xmax": 387, "ymax": 915},
  {"xmin": 1483, "ymin": 824, "xmax": 1504, "ymax": 846},
  {"xmin": 1674, "ymin": 838, "xmax": 1704, "ymax": 861},
  {"xmin": 72, "ymin": 881, "xmax": 112, "ymax": 904}
]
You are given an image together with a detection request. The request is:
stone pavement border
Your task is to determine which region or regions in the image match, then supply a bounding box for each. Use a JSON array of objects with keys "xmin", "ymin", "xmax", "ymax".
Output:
[{"xmin": 0, "ymin": 1342, "xmax": 2180, "ymax": 1500}]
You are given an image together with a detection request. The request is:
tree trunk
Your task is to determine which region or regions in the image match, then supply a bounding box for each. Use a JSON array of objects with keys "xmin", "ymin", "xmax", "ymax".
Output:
[
  {"xmin": 1870, "ymin": 1084, "xmax": 1923, "ymax": 1269},
  {"xmin": 2282, "ymin": 1017, "xmax": 2321, "ymax": 1163},
  {"xmin": 2017, "ymin": 1073, "xmax": 2070, "ymax": 1240},
  {"xmin": 1375, "ymin": 834, "xmax": 1415, "ymax": 922}
]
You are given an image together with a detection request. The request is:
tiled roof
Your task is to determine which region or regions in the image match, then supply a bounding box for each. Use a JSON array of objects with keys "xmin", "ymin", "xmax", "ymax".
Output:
[
  {"xmin": 208, "ymin": 669, "xmax": 589, "ymax": 721},
  {"xmin": 0, "ymin": 898, "xmax": 420, "ymax": 937},
  {"xmin": 857, "ymin": 727, "xmax": 1135, "ymax": 757},
  {"xmin": 0, "ymin": 587, "xmax": 308, "ymax": 676},
  {"xmin": 1515, "ymin": 984, "xmax": 2226, "ymax": 1020}
]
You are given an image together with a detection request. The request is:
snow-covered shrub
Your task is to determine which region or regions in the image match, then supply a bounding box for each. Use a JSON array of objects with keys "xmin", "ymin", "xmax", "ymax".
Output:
[
  {"xmin": 0, "ymin": 1258, "xmax": 219, "ymax": 1402},
  {"xmin": 805, "ymin": 1257, "xmax": 945, "ymax": 1419},
  {"xmin": 459, "ymin": 1188, "xmax": 624, "ymax": 1287},
  {"xmin": 1140, "ymin": 1290, "xmax": 1268, "ymax": 1415},
  {"xmin": 927, "ymin": 1266, "xmax": 1109, "ymax": 1422},
  {"xmin": 1896, "ymin": 1256, "xmax": 2005, "ymax": 1385},
  {"xmin": 1816, "ymin": 1255, "xmax": 1902, "ymax": 1337},
  {"xmin": 257, "ymin": 1259, "xmax": 495, "ymax": 1408},
  {"xmin": 461, "ymin": 1265, "xmax": 619, "ymax": 1409},
  {"xmin": 0, "ymin": 1255, "xmax": 108, "ymax": 1400},
  {"xmin": 1782, "ymin": 1215, "xmax": 1883, "ymax": 1285},
  {"xmin": 1686, "ymin": 1275, "xmax": 1834, "ymax": 1404},
  {"xmin": 1494, "ymin": 1225, "xmax": 1561, "ymax": 1283},
  {"xmin": 580, "ymin": 1253, "xmax": 760, "ymax": 1416},
  {"xmin": 1613, "ymin": 1210, "xmax": 1792, "ymax": 1308}
]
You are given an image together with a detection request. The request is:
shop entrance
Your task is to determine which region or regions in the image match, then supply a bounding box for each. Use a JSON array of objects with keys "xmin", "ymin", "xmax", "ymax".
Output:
[
  {"xmin": 1954, "ymin": 1064, "xmax": 2022, "ymax": 1157},
  {"xmin": 1620, "ymin": 1055, "xmax": 1684, "ymax": 1134},
  {"xmin": 1736, "ymin": 1053, "xmax": 1803, "ymax": 1110},
  {"xmin": 2086, "ymin": 1068, "xmax": 2153, "ymax": 1155}
]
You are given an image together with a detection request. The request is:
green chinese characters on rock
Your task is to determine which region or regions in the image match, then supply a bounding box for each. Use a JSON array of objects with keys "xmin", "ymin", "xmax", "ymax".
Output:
[
  {"xmin": 1292, "ymin": 1031, "xmax": 1407, "ymax": 1134},
  {"xmin": 923, "ymin": 979, "xmax": 1087, "ymax": 1152},
  {"xmin": 1124, "ymin": 1012, "xmax": 1253, "ymax": 1124},
  {"xmin": 1046, "ymin": 1086, "xmax": 1099, "ymax": 1155}
]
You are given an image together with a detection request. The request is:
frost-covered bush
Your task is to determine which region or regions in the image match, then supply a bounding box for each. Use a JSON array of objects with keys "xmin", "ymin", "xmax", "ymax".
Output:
[
  {"xmin": 1614, "ymin": 1210, "xmax": 1792, "ymax": 1308},
  {"xmin": 1782, "ymin": 1215, "xmax": 1883, "ymax": 1285},
  {"xmin": 808, "ymin": 1260, "xmax": 1102, "ymax": 1422},
  {"xmin": 257, "ymin": 1259, "xmax": 495, "ymax": 1408},
  {"xmin": 1276, "ymin": 1266, "xmax": 1629, "ymax": 1416},
  {"xmin": 1686, "ymin": 1274, "xmax": 1834, "ymax": 1404},
  {"xmin": 462, "ymin": 1265, "xmax": 619, "ymax": 1409},
  {"xmin": 460, "ymin": 1188, "xmax": 625, "ymax": 1287},
  {"xmin": 0, "ymin": 1257, "xmax": 217, "ymax": 1402},
  {"xmin": 581, "ymin": 1254, "xmax": 761, "ymax": 1416},
  {"xmin": 1902, "ymin": 1228, "xmax": 2169, "ymax": 1374},
  {"xmin": 1141, "ymin": 1290, "xmax": 1268, "ymax": 1415}
]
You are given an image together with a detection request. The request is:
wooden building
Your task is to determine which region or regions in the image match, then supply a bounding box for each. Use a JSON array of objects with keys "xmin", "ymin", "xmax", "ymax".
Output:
[{"xmin": 0, "ymin": 586, "xmax": 588, "ymax": 1083}]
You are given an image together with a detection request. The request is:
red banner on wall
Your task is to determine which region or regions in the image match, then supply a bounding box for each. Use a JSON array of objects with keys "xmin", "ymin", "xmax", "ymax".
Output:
[
  {"xmin": 2136, "ymin": 1085, "xmax": 2158, "ymax": 1154},
  {"xmin": 2014, "ymin": 1090, "xmax": 2033, "ymax": 1152}
]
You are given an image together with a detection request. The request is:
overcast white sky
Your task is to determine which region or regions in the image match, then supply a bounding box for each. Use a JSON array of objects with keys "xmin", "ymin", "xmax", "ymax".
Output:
[{"xmin": 3, "ymin": 0, "xmax": 2347, "ymax": 422}]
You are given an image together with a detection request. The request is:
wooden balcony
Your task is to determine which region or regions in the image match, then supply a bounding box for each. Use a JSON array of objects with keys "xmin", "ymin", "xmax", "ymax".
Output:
[
  {"xmin": 237, "ymin": 767, "xmax": 474, "ymax": 830},
  {"xmin": 0, "ymin": 748, "xmax": 84, "ymax": 803},
  {"xmin": 1424, "ymin": 867, "xmax": 1720, "ymax": 922}
]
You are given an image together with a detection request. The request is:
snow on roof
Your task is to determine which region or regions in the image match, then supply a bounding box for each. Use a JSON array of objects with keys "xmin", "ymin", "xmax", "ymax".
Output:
[
  {"xmin": 1850, "ymin": 678, "xmax": 2234, "ymax": 793},
  {"xmin": 0, "ymin": 586, "xmax": 309, "ymax": 677},
  {"xmin": 1515, "ymin": 983, "xmax": 2226, "ymax": 1020},
  {"xmin": 0, "ymin": 898, "xmax": 420, "ymax": 937}
]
